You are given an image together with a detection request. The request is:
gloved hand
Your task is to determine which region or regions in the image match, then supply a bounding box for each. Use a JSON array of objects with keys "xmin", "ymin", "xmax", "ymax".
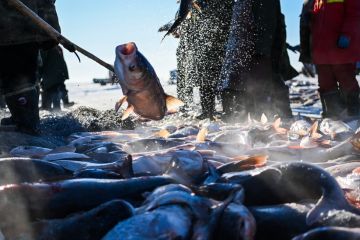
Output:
[{"xmin": 338, "ymin": 35, "xmax": 350, "ymax": 49}]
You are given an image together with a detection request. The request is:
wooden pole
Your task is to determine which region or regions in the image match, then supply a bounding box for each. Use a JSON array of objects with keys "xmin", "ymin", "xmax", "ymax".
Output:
[{"xmin": 7, "ymin": 0, "xmax": 115, "ymax": 73}]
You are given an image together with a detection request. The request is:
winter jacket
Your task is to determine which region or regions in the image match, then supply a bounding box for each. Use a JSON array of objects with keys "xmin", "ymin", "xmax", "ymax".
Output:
[
  {"xmin": 311, "ymin": 0, "xmax": 360, "ymax": 64},
  {"xmin": 40, "ymin": 46, "xmax": 68, "ymax": 90},
  {"xmin": 0, "ymin": 0, "xmax": 60, "ymax": 46}
]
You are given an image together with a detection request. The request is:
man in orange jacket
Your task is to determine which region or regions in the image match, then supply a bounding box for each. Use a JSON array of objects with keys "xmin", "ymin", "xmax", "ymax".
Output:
[{"xmin": 301, "ymin": 0, "xmax": 360, "ymax": 118}]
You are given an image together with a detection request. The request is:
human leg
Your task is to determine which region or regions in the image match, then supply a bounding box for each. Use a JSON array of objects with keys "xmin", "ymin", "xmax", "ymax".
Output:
[
  {"xmin": 317, "ymin": 64, "xmax": 345, "ymax": 118},
  {"xmin": 333, "ymin": 63, "xmax": 360, "ymax": 116},
  {"xmin": 0, "ymin": 43, "xmax": 40, "ymax": 134}
]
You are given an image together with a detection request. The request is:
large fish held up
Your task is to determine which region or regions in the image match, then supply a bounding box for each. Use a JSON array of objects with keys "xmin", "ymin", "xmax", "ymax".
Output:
[{"xmin": 114, "ymin": 42, "xmax": 183, "ymax": 121}]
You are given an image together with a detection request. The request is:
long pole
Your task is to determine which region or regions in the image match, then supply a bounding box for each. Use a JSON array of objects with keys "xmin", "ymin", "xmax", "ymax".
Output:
[{"xmin": 7, "ymin": 0, "xmax": 115, "ymax": 73}]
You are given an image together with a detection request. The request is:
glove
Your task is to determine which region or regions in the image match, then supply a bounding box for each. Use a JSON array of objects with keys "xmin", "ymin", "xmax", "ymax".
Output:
[{"xmin": 338, "ymin": 35, "xmax": 350, "ymax": 49}]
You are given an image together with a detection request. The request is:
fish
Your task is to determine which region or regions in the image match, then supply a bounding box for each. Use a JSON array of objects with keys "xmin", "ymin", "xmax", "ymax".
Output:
[
  {"xmin": 248, "ymin": 203, "xmax": 314, "ymax": 240},
  {"xmin": 0, "ymin": 158, "xmax": 71, "ymax": 185},
  {"xmin": 142, "ymin": 184, "xmax": 192, "ymax": 206},
  {"xmin": 216, "ymin": 203, "xmax": 257, "ymax": 240},
  {"xmin": 124, "ymin": 138, "xmax": 186, "ymax": 153},
  {"xmin": 102, "ymin": 205, "xmax": 193, "ymax": 240},
  {"xmin": 276, "ymin": 162, "xmax": 360, "ymax": 225},
  {"xmin": 222, "ymin": 162, "xmax": 359, "ymax": 223},
  {"xmin": 10, "ymin": 146, "xmax": 52, "ymax": 158},
  {"xmin": 42, "ymin": 152, "xmax": 90, "ymax": 162},
  {"xmin": 114, "ymin": 42, "xmax": 183, "ymax": 120},
  {"xmin": 74, "ymin": 169, "xmax": 123, "ymax": 179},
  {"xmin": 194, "ymin": 183, "xmax": 244, "ymax": 202},
  {"xmin": 169, "ymin": 126, "xmax": 199, "ymax": 138},
  {"xmin": 0, "ymin": 176, "xmax": 174, "ymax": 225},
  {"xmin": 164, "ymin": 150, "xmax": 207, "ymax": 185},
  {"xmin": 144, "ymin": 190, "xmax": 233, "ymax": 240},
  {"xmin": 320, "ymin": 118, "xmax": 354, "ymax": 140},
  {"xmin": 292, "ymin": 227, "xmax": 360, "ymax": 240},
  {"xmin": 288, "ymin": 119, "xmax": 312, "ymax": 140},
  {"xmin": 4, "ymin": 200, "xmax": 134, "ymax": 240}
]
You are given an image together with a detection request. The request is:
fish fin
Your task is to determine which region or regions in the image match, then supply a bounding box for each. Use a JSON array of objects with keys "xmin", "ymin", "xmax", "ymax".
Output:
[
  {"xmin": 119, "ymin": 155, "xmax": 134, "ymax": 178},
  {"xmin": 166, "ymin": 95, "xmax": 184, "ymax": 112},
  {"xmin": 49, "ymin": 146, "xmax": 76, "ymax": 154},
  {"xmin": 298, "ymin": 129, "xmax": 308, "ymax": 136},
  {"xmin": 353, "ymin": 167, "xmax": 360, "ymax": 175},
  {"xmin": 155, "ymin": 129, "xmax": 171, "ymax": 138},
  {"xmin": 307, "ymin": 193, "xmax": 360, "ymax": 225},
  {"xmin": 273, "ymin": 118, "xmax": 288, "ymax": 134},
  {"xmin": 196, "ymin": 128, "xmax": 208, "ymax": 142},
  {"xmin": 273, "ymin": 118, "xmax": 281, "ymax": 128},
  {"xmin": 121, "ymin": 105, "xmax": 134, "ymax": 120},
  {"xmin": 115, "ymin": 96, "xmax": 128, "ymax": 113},
  {"xmin": 310, "ymin": 121, "xmax": 322, "ymax": 139},
  {"xmin": 300, "ymin": 136, "xmax": 318, "ymax": 148},
  {"xmin": 232, "ymin": 155, "xmax": 268, "ymax": 168},
  {"xmin": 261, "ymin": 113, "xmax": 268, "ymax": 124}
]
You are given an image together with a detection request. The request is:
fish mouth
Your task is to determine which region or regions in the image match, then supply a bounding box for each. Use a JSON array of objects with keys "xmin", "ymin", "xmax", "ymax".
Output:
[{"xmin": 118, "ymin": 42, "xmax": 137, "ymax": 56}]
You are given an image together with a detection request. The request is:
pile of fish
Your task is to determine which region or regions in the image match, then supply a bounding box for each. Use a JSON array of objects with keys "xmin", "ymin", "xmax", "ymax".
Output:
[{"xmin": 0, "ymin": 115, "xmax": 360, "ymax": 240}]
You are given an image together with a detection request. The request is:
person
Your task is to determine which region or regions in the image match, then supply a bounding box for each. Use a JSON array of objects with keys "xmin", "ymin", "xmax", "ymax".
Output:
[
  {"xmin": 59, "ymin": 82, "xmax": 75, "ymax": 108},
  {"xmin": 270, "ymin": 13, "xmax": 299, "ymax": 119},
  {"xmin": 194, "ymin": 0, "xmax": 234, "ymax": 120},
  {"xmin": 220, "ymin": 0, "xmax": 293, "ymax": 120},
  {"xmin": 40, "ymin": 45, "xmax": 70, "ymax": 111},
  {"xmin": 175, "ymin": 8, "xmax": 198, "ymax": 111},
  {"xmin": 0, "ymin": 0, "xmax": 60, "ymax": 134},
  {"xmin": 300, "ymin": 0, "xmax": 360, "ymax": 118}
]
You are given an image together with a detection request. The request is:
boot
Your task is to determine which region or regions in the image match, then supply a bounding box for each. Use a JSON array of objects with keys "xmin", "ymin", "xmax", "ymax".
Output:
[
  {"xmin": 5, "ymin": 89, "xmax": 40, "ymax": 135},
  {"xmin": 197, "ymin": 87, "xmax": 215, "ymax": 120},
  {"xmin": 272, "ymin": 90, "xmax": 293, "ymax": 119},
  {"xmin": 0, "ymin": 116, "xmax": 15, "ymax": 126},
  {"xmin": 221, "ymin": 90, "xmax": 247, "ymax": 123},
  {"xmin": 41, "ymin": 91, "xmax": 51, "ymax": 110},
  {"xmin": 61, "ymin": 91, "xmax": 75, "ymax": 108},
  {"xmin": 50, "ymin": 89, "xmax": 61, "ymax": 111},
  {"xmin": 320, "ymin": 91, "xmax": 346, "ymax": 119},
  {"xmin": 345, "ymin": 91, "xmax": 360, "ymax": 116}
]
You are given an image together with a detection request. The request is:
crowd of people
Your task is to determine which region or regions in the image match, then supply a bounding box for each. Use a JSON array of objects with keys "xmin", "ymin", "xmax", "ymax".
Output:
[
  {"xmin": 175, "ymin": 0, "xmax": 360, "ymax": 121},
  {"xmin": 0, "ymin": 0, "xmax": 73, "ymax": 135}
]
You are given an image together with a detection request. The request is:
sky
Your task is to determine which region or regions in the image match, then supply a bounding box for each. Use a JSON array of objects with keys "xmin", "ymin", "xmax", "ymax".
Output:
[{"xmin": 56, "ymin": 0, "xmax": 304, "ymax": 83}]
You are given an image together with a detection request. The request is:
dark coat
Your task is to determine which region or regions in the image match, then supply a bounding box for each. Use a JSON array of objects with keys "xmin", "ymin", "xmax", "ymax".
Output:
[
  {"xmin": 219, "ymin": 0, "xmax": 290, "ymax": 91},
  {"xmin": 194, "ymin": 0, "xmax": 234, "ymax": 87},
  {"xmin": 0, "ymin": 0, "xmax": 60, "ymax": 46},
  {"xmin": 40, "ymin": 46, "xmax": 68, "ymax": 90},
  {"xmin": 276, "ymin": 14, "xmax": 299, "ymax": 81},
  {"xmin": 299, "ymin": 0, "xmax": 314, "ymax": 63}
]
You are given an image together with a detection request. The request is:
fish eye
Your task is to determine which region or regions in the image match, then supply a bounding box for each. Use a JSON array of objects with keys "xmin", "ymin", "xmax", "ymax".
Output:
[{"xmin": 129, "ymin": 65, "xmax": 136, "ymax": 71}]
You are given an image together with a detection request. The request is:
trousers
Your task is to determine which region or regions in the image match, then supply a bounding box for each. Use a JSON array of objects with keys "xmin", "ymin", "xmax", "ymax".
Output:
[
  {"xmin": 317, "ymin": 63, "xmax": 359, "ymax": 94},
  {"xmin": 0, "ymin": 43, "xmax": 39, "ymax": 95}
]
